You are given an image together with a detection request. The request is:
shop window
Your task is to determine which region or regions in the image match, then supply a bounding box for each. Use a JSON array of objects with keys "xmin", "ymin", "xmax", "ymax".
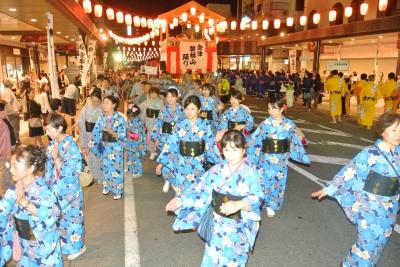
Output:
[
  {"xmin": 330, "ymin": 2, "xmax": 344, "ymax": 25},
  {"xmin": 348, "ymin": 0, "xmax": 364, "ymax": 22}
]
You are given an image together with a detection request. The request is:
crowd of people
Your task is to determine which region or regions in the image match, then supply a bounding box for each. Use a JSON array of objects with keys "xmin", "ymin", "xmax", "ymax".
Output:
[{"xmin": 0, "ymin": 67, "xmax": 398, "ymax": 267}]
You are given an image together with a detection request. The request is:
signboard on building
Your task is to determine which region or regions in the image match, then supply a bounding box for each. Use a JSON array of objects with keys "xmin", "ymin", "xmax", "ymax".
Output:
[
  {"xmin": 12, "ymin": 48, "xmax": 21, "ymax": 56},
  {"xmin": 326, "ymin": 60, "xmax": 349, "ymax": 71},
  {"xmin": 179, "ymin": 41, "xmax": 207, "ymax": 73},
  {"xmin": 140, "ymin": 65, "xmax": 158, "ymax": 76}
]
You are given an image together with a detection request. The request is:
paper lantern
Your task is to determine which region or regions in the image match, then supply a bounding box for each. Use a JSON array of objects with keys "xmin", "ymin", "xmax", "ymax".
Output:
[
  {"xmin": 360, "ymin": 3, "xmax": 368, "ymax": 15},
  {"xmin": 106, "ymin": 8, "xmax": 114, "ymax": 20},
  {"xmin": 221, "ymin": 21, "xmax": 227, "ymax": 31},
  {"xmin": 251, "ymin": 20, "xmax": 257, "ymax": 30},
  {"xmin": 190, "ymin": 7, "xmax": 196, "ymax": 16},
  {"xmin": 141, "ymin": 17, "xmax": 147, "ymax": 27},
  {"xmin": 345, "ymin": 7, "xmax": 353, "ymax": 17},
  {"xmin": 313, "ymin": 13, "xmax": 320, "ymax": 24},
  {"xmin": 379, "ymin": 0, "xmax": 388, "ymax": 11},
  {"xmin": 204, "ymin": 28, "xmax": 208, "ymax": 35},
  {"xmin": 195, "ymin": 24, "xmax": 200, "ymax": 32},
  {"xmin": 208, "ymin": 18, "xmax": 214, "ymax": 27},
  {"xmin": 169, "ymin": 23, "xmax": 174, "ymax": 30},
  {"xmin": 125, "ymin": 14, "xmax": 132, "ymax": 25},
  {"xmin": 274, "ymin": 19, "xmax": 281, "ymax": 29},
  {"xmin": 134, "ymin": 16, "xmax": 140, "ymax": 26},
  {"xmin": 328, "ymin": 10, "xmax": 337, "ymax": 22},
  {"xmin": 127, "ymin": 25, "xmax": 132, "ymax": 36},
  {"xmin": 240, "ymin": 22, "xmax": 246, "ymax": 30},
  {"xmin": 262, "ymin": 20, "xmax": 269, "ymax": 30},
  {"xmin": 187, "ymin": 23, "xmax": 191, "ymax": 29},
  {"xmin": 173, "ymin": 17, "xmax": 178, "ymax": 26},
  {"xmin": 147, "ymin": 19, "xmax": 154, "ymax": 28},
  {"xmin": 199, "ymin": 14, "xmax": 205, "ymax": 24},
  {"xmin": 82, "ymin": 0, "xmax": 92, "ymax": 14},
  {"xmin": 154, "ymin": 19, "xmax": 160, "ymax": 28},
  {"xmin": 94, "ymin": 4, "xmax": 102, "ymax": 17},
  {"xmin": 209, "ymin": 27, "xmax": 215, "ymax": 35},
  {"xmin": 286, "ymin": 17, "xmax": 294, "ymax": 27},
  {"xmin": 230, "ymin": 21, "xmax": 237, "ymax": 30},
  {"xmin": 150, "ymin": 31, "xmax": 155, "ymax": 38},
  {"xmin": 300, "ymin": 15, "xmax": 307, "ymax": 25},
  {"xmin": 116, "ymin": 12, "xmax": 124, "ymax": 24},
  {"xmin": 181, "ymin": 13, "xmax": 188, "ymax": 22}
]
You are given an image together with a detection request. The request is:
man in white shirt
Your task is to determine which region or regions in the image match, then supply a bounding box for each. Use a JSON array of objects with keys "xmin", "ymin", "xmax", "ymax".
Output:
[{"xmin": 0, "ymin": 79, "xmax": 20, "ymax": 144}]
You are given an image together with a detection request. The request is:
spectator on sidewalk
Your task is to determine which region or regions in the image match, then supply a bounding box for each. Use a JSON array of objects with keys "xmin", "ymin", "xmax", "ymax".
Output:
[
  {"xmin": 0, "ymin": 79, "xmax": 20, "ymax": 144},
  {"xmin": 0, "ymin": 99, "xmax": 15, "ymax": 195}
]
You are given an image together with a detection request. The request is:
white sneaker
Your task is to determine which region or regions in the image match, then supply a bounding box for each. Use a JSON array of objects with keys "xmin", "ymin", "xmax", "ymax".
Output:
[
  {"xmin": 67, "ymin": 245, "xmax": 87, "ymax": 261},
  {"xmin": 266, "ymin": 207, "xmax": 275, "ymax": 218},
  {"xmin": 149, "ymin": 152, "xmax": 157, "ymax": 160},
  {"xmin": 113, "ymin": 194, "xmax": 122, "ymax": 200},
  {"xmin": 131, "ymin": 173, "xmax": 142, "ymax": 179},
  {"xmin": 102, "ymin": 189, "xmax": 110, "ymax": 195},
  {"xmin": 162, "ymin": 181, "xmax": 170, "ymax": 193}
]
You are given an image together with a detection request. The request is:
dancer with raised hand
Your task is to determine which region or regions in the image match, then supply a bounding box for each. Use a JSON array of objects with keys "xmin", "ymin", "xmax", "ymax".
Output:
[
  {"xmin": 312, "ymin": 112, "xmax": 400, "ymax": 267},
  {"xmin": 247, "ymin": 98, "xmax": 310, "ymax": 217},
  {"xmin": 166, "ymin": 130, "xmax": 263, "ymax": 267}
]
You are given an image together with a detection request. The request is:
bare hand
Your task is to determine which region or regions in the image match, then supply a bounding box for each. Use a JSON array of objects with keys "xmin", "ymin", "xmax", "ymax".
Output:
[
  {"xmin": 220, "ymin": 200, "xmax": 243, "ymax": 216},
  {"xmin": 155, "ymin": 164, "xmax": 163, "ymax": 176},
  {"xmin": 217, "ymin": 103, "xmax": 224, "ymax": 111},
  {"xmin": 311, "ymin": 189, "xmax": 328, "ymax": 200},
  {"xmin": 166, "ymin": 197, "xmax": 181, "ymax": 211},
  {"xmin": 234, "ymin": 125, "xmax": 246, "ymax": 131}
]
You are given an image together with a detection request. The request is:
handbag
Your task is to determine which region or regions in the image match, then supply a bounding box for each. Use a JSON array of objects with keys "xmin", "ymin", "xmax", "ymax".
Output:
[{"xmin": 28, "ymin": 117, "xmax": 42, "ymax": 128}]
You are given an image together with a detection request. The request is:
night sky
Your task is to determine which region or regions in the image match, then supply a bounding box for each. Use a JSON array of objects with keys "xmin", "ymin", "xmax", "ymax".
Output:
[{"xmin": 104, "ymin": 0, "xmax": 236, "ymax": 17}]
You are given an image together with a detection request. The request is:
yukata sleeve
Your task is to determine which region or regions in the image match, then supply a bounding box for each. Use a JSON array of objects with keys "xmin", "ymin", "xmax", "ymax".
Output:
[
  {"xmin": 218, "ymin": 110, "xmax": 229, "ymax": 131},
  {"xmin": 90, "ymin": 118, "xmax": 103, "ymax": 157},
  {"xmin": 324, "ymin": 148, "xmax": 371, "ymax": 196},
  {"xmin": 57, "ymin": 143, "xmax": 83, "ymax": 210},
  {"xmin": 0, "ymin": 188, "xmax": 16, "ymax": 266},
  {"xmin": 240, "ymin": 168, "xmax": 264, "ymax": 222},
  {"xmin": 114, "ymin": 116, "xmax": 127, "ymax": 141},
  {"xmin": 156, "ymin": 129, "xmax": 179, "ymax": 171},
  {"xmin": 288, "ymin": 122, "xmax": 310, "ymax": 165},
  {"xmin": 246, "ymin": 125, "xmax": 263, "ymax": 165},
  {"xmin": 172, "ymin": 169, "xmax": 214, "ymax": 231},
  {"xmin": 204, "ymin": 124, "xmax": 222, "ymax": 164},
  {"xmin": 244, "ymin": 111, "xmax": 254, "ymax": 132},
  {"xmin": 151, "ymin": 111, "xmax": 163, "ymax": 142},
  {"xmin": 76, "ymin": 105, "xmax": 87, "ymax": 126}
]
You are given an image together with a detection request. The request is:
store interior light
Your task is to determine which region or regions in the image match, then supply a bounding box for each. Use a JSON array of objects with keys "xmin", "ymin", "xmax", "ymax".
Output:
[
  {"xmin": 8, "ymin": 8, "xmax": 17, "ymax": 12},
  {"xmin": 345, "ymin": 7, "xmax": 353, "ymax": 17}
]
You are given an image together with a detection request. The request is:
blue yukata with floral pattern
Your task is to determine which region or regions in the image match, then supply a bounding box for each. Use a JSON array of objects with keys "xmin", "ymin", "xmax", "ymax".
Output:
[
  {"xmin": 125, "ymin": 116, "xmax": 146, "ymax": 175},
  {"xmin": 157, "ymin": 118, "xmax": 222, "ymax": 194},
  {"xmin": 247, "ymin": 116, "xmax": 310, "ymax": 211},
  {"xmin": 44, "ymin": 135, "xmax": 84, "ymax": 256},
  {"xmin": 199, "ymin": 96, "xmax": 220, "ymax": 133},
  {"xmin": 218, "ymin": 106, "xmax": 254, "ymax": 138},
  {"xmin": 172, "ymin": 160, "xmax": 264, "ymax": 266},
  {"xmin": 323, "ymin": 140, "xmax": 400, "ymax": 267},
  {"xmin": 91, "ymin": 112, "xmax": 127, "ymax": 196},
  {"xmin": 0, "ymin": 178, "xmax": 62, "ymax": 266}
]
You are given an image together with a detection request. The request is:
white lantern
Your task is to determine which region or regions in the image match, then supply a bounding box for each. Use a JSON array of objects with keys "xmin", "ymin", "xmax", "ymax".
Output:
[
  {"xmin": 251, "ymin": 20, "xmax": 257, "ymax": 30},
  {"xmin": 141, "ymin": 17, "xmax": 147, "ymax": 27},
  {"xmin": 83, "ymin": 0, "xmax": 92, "ymax": 14},
  {"xmin": 230, "ymin": 21, "xmax": 237, "ymax": 30},
  {"xmin": 147, "ymin": 19, "xmax": 154, "ymax": 28},
  {"xmin": 106, "ymin": 8, "xmax": 114, "ymax": 20},
  {"xmin": 155, "ymin": 29, "xmax": 160, "ymax": 36},
  {"xmin": 262, "ymin": 20, "xmax": 269, "ymax": 30},
  {"xmin": 173, "ymin": 17, "xmax": 179, "ymax": 26},
  {"xmin": 134, "ymin": 16, "xmax": 140, "ymax": 26},
  {"xmin": 286, "ymin": 17, "xmax": 294, "ymax": 27},
  {"xmin": 181, "ymin": 13, "xmax": 188, "ymax": 22},
  {"xmin": 116, "ymin": 12, "xmax": 124, "ymax": 24},
  {"xmin": 190, "ymin": 7, "xmax": 196, "ymax": 16},
  {"xmin": 195, "ymin": 24, "xmax": 200, "ymax": 32},
  {"xmin": 240, "ymin": 22, "xmax": 246, "ymax": 30},
  {"xmin": 329, "ymin": 10, "xmax": 337, "ymax": 22},
  {"xmin": 199, "ymin": 14, "xmax": 205, "ymax": 24},
  {"xmin": 379, "ymin": 0, "xmax": 388, "ymax": 11},
  {"xmin": 154, "ymin": 19, "xmax": 160, "ymax": 28},
  {"xmin": 187, "ymin": 23, "xmax": 191, "ymax": 29},
  {"xmin": 94, "ymin": 4, "xmax": 102, "ymax": 17},
  {"xmin": 150, "ymin": 31, "xmax": 155, "ymax": 38},
  {"xmin": 221, "ymin": 21, "xmax": 227, "ymax": 31},
  {"xmin": 360, "ymin": 3, "xmax": 368, "ymax": 16},
  {"xmin": 313, "ymin": 13, "xmax": 320, "ymax": 24},
  {"xmin": 125, "ymin": 14, "xmax": 132, "ymax": 25},
  {"xmin": 208, "ymin": 18, "xmax": 214, "ymax": 27},
  {"xmin": 169, "ymin": 23, "xmax": 174, "ymax": 30},
  {"xmin": 127, "ymin": 25, "xmax": 132, "ymax": 36},
  {"xmin": 209, "ymin": 27, "xmax": 215, "ymax": 35},
  {"xmin": 274, "ymin": 19, "xmax": 281, "ymax": 29},
  {"xmin": 345, "ymin": 7, "xmax": 353, "ymax": 17},
  {"xmin": 300, "ymin": 15, "xmax": 307, "ymax": 25},
  {"xmin": 152, "ymin": 40, "xmax": 155, "ymax": 46}
]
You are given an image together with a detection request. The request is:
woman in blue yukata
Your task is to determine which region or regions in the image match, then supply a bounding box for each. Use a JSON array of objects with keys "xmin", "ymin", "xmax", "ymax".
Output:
[
  {"xmin": 151, "ymin": 88, "xmax": 185, "ymax": 192},
  {"xmin": 90, "ymin": 95, "xmax": 127, "ymax": 200},
  {"xmin": 44, "ymin": 113, "xmax": 86, "ymax": 260},
  {"xmin": 312, "ymin": 112, "xmax": 400, "ymax": 267},
  {"xmin": 76, "ymin": 88, "xmax": 103, "ymax": 184},
  {"xmin": 218, "ymin": 90, "xmax": 254, "ymax": 140},
  {"xmin": 139, "ymin": 86, "xmax": 165, "ymax": 161},
  {"xmin": 0, "ymin": 145, "xmax": 62, "ymax": 266},
  {"xmin": 247, "ymin": 98, "xmax": 310, "ymax": 217},
  {"xmin": 199, "ymin": 83, "xmax": 224, "ymax": 134},
  {"xmin": 155, "ymin": 95, "xmax": 222, "ymax": 195},
  {"xmin": 125, "ymin": 103, "xmax": 146, "ymax": 179},
  {"xmin": 166, "ymin": 130, "xmax": 264, "ymax": 267}
]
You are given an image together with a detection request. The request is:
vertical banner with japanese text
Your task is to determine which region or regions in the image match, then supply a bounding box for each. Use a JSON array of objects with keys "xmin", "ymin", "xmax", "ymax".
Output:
[
  {"xmin": 179, "ymin": 41, "xmax": 206, "ymax": 73},
  {"xmin": 289, "ymin": 50, "xmax": 297, "ymax": 74}
]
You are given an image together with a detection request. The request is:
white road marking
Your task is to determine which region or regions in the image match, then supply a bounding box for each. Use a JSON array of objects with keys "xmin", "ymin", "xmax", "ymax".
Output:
[
  {"xmin": 292, "ymin": 119, "xmax": 312, "ymax": 124},
  {"xmin": 360, "ymin": 138, "xmax": 374, "ymax": 143},
  {"xmin": 300, "ymin": 128, "xmax": 351, "ymax": 137},
  {"xmin": 317, "ymin": 125, "xmax": 352, "ymax": 137},
  {"xmin": 325, "ymin": 141, "xmax": 365, "ymax": 150},
  {"xmin": 125, "ymin": 176, "xmax": 141, "ymax": 267},
  {"xmin": 308, "ymin": 154, "xmax": 350, "ymax": 165}
]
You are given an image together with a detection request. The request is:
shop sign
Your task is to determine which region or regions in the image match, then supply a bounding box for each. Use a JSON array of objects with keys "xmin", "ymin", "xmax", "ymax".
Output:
[
  {"xmin": 180, "ymin": 41, "xmax": 207, "ymax": 73},
  {"xmin": 288, "ymin": 50, "xmax": 297, "ymax": 74},
  {"xmin": 13, "ymin": 48, "xmax": 21, "ymax": 56},
  {"xmin": 326, "ymin": 60, "xmax": 349, "ymax": 71}
]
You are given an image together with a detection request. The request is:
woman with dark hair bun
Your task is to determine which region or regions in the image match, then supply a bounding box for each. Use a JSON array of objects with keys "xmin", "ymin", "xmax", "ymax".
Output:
[
  {"xmin": 312, "ymin": 112, "xmax": 400, "ymax": 267},
  {"xmin": 44, "ymin": 113, "xmax": 86, "ymax": 260},
  {"xmin": 151, "ymin": 88, "xmax": 185, "ymax": 192},
  {"xmin": 76, "ymin": 88, "xmax": 103, "ymax": 184},
  {"xmin": 166, "ymin": 130, "xmax": 263, "ymax": 266},
  {"xmin": 199, "ymin": 83, "xmax": 224, "ymax": 134},
  {"xmin": 90, "ymin": 95, "xmax": 127, "ymax": 200},
  {"xmin": 156, "ymin": 95, "xmax": 222, "ymax": 194},
  {"xmin": 0, "ymin": 145, "xmax": 62, "ymax": 266},
  {"xmin": 248, "ymin": 98, "xmax": 310, "ymax": 218}
]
